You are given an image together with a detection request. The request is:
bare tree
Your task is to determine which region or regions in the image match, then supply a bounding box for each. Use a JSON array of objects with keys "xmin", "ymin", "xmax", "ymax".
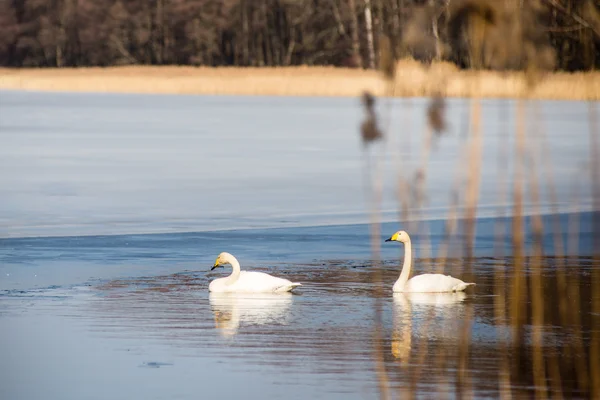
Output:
[
  {"xmin": 363, "ymin": 0, "xmax": 376, "ymax": 68},
  {"xmin": 0, "ymin": 0, "xmax": 597, "ymax": 70},
  {"xmin": 347, "ymin": 0, "xmax": 363, "ymax": 67}
]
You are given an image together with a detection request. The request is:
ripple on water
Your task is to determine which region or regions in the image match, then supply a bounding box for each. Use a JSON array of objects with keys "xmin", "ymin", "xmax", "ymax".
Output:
[{"xmin": 2, "ymin": 255, "xmax": 595, "ymax": 398}]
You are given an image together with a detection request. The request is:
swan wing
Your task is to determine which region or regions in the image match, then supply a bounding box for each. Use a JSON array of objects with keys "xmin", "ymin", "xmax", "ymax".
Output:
[
  {"xmin": 405, "ymin": 273, "xmax": 475, "ymax": 293},
  {"xmin": 230, "ymin": 271, "xmax": 301, "ymax": 293}
]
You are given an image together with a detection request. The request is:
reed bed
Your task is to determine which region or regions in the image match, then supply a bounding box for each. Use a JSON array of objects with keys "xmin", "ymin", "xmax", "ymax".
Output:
[
  {"xmin": 0, "ymin": 61, "xmax": 599, "ymax": 100},
  {"xmin": 361, "ymin": 1, "xmax": 600, "ymax": 398},
  {"xmin": 363, "ymin": 84, "xmax": 599, "ymax": 398}
]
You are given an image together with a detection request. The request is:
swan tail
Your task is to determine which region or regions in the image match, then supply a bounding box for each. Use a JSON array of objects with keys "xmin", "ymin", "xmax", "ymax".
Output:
[
  {"xmin": 276, "ymin": 283, "xmax": 302, "ymax": 293},
  {"xmin": 457, "ymin": 282, "xmax": 476, "ymax": 291}
]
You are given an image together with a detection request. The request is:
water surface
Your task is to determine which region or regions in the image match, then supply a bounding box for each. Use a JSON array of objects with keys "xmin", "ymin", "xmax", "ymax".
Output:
[
  {"xmin": 0, "ymin": 91, "xmax": 598, "ymax": 399},
  {"xmin": 1, "ymin": 91, "xmax": 595, "ymax": 238}
]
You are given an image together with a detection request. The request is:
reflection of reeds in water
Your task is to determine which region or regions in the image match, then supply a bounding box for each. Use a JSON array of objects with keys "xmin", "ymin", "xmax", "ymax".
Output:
[
  {"xmin": 361, "ymin": 41, "xmax": 390, "ymax": 398},
  {"xmin": 362, "ymin": 2, "xmax": 600, "ymax": 398},
  {"xmin": 589, "ymin": 101, "xmax": 600, "ymax": 398}
]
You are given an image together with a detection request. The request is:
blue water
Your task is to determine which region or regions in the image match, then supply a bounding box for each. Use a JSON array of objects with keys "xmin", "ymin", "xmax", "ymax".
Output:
[
  {"xmin": 0, "ymin": 212, "xmax": 596, "ymax": 399},
  {"xmin": 0, "ymin": 91, "xmax": 596, "ymax": 238},
  {"xmin": 1, "ymin": 211, "xmax": 594, "ymax": 292},
  {"xmin": 0, "ymin": 91, "xmax": 598, "ymax": 399}
]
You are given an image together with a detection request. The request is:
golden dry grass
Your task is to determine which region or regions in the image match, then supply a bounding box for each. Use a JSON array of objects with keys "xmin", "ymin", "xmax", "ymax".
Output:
[{"xmin": 0, "ymin": 60, "xmax": 598, "ymax": 100}]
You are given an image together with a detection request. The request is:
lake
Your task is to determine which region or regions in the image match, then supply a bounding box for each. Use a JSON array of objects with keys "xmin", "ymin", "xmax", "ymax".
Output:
[{"xmin": 0, "ymin": 91, "xmax": 598, "ymax": 399}]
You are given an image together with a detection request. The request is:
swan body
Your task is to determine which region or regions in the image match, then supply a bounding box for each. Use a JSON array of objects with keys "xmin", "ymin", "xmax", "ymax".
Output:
[
  {"xmin": 209, "ymin": 252, "xmax": 302, "ymax": 293},
  {"xmin": 399, "ymin": 273, "xmax": 474, "ymax": 293},
  {"xmin": 385, "ymin": 230, "xmax": 475, "ymax": 293}
]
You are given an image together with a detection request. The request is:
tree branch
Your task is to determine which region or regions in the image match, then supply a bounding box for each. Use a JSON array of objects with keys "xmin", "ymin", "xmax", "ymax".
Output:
[{"xmin": 544, "ymin": 0, "xmax": 600, "ymax": 37}]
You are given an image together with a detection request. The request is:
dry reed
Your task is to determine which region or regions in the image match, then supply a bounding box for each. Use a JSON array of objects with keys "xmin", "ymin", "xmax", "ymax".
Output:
[
  {"xmin": 0, "ymin": 62, "xmax": 599, "ymax": 100},
  {"xmin": 362, "ymin": 1, "xmax": 599, "ymax": 399}
]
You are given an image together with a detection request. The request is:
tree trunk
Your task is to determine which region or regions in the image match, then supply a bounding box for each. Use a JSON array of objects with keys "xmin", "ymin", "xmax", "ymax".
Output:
[
  {"xmin": 154, "ymin": 0, "xmax": 164, "ymax": 64},
  {"xmin": 391, "ymin": 0, "xmax": 401, "ymax": 54},
  {"xmin": 430, "ymin": 0, "xmax": 441, "ymax": 61},
  {"xmin": 284, "ymin": 25, "xmax": 295, "ymax": 66},
  {"xmin": 364, "ymin": 0, "xmax": 376, "ymax": 69},
  {"xmin": 55, "ymin": 0, "xmax": 70, "ymax": 67},
  {"xmin": 348, "ymin": 0, "xmax": 363, "ymax": 68},
  {"xmin": 277, "ymin": 5, "xmax": 286, "ymax": 65},
  {"xmin": 332, "ymin": 0, "xmax": 346, "ymax": 36},
  {"xmin": 241, "ymin": 0, "xmax": 249, "ymax": 65},
  {"xmin": 262, "ymin": 0, "xmax": 272, "ymax": 66}
]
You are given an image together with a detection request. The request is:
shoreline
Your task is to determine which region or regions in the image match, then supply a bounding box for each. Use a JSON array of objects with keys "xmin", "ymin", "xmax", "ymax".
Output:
[{"xmin": 1, "ymin": 61, "xmax": 599, "ymax": 101}]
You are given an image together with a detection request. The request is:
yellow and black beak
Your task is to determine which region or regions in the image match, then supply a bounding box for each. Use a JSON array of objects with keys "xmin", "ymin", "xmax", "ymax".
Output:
[
  {"xmin": 385, "ymin": 232, "xmax": 399, "ymax": 242},
  {"xmin": 385, "ymin": 232, "xmax": 398, "ymax": 242},
  {"xmin": 210, "ymin": 261, "xmax": 220, "ymax": 271}
]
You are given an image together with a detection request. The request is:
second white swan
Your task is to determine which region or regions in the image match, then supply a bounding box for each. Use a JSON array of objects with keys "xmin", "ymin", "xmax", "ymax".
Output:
[
  {"xmin": 209, "ymin": 252, "xmax": 302, "ymax": 293},
  {"xmin": 385, "ymin": 230, "xmax": 475, "ymax": 293}
]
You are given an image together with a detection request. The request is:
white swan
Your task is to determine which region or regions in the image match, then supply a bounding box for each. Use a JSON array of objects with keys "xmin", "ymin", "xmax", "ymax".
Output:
[
  {"xmin": 209, "ymin": 252, "xmax": 302, "ymax": 293},
  {"xmin": 385, "ymin": 230, "xmax": 475, "ymax": 293}
]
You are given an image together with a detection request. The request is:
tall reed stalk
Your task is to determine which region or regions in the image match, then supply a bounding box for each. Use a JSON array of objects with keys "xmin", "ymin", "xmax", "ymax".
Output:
[
  {"xmin": 361, "ymin": 2, "xmax": 598, "ymax": 399},
  {"xmin": 588, "ymin": 101, "xmax": 600, "ymax": 400}
]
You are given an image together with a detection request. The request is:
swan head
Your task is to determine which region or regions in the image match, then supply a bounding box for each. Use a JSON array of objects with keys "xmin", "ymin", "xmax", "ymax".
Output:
[
  {"xmin": 385, "ymin": 230, "xmax": 410, "ymax": 243},
  {"xmin": 211, "ymin": 252, "xmax": 235, "ymax": 271}
]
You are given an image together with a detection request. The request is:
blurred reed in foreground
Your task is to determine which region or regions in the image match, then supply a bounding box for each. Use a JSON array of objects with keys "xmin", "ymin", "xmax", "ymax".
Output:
[
  {"xmin": 0, "ymin": 62, "xmax": 598, "ymax": 100},
  {"xmin": 362, "ymin": 1, "xmax": 600, "ymax": 398}
]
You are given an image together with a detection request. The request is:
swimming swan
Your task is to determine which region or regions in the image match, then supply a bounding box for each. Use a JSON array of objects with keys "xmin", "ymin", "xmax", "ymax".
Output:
[
  {"xmin": 385, "ymin": 231, "xmax": 475, "ymax": 293},
  {"xmin": 209, "ymin": 252, "xmax": 302, "ymax": 293}
]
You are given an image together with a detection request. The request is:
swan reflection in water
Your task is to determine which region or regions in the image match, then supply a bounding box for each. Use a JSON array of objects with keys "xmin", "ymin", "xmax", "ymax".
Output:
[
  {"xmin": 392, "ymin": 292, "xmax": 467, "ymax": 363},
  {"xmin": 209, "ymin": 292, "xmax": 294, "ymax": 337}
]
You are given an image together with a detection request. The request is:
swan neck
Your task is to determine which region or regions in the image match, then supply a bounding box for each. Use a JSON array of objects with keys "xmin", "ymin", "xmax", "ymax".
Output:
[
  {"xmin": 223, "ymin": 255, "xmax": 241, "ymax": 286},
  {"xmin": 396, "ymin": 239, "xmax": 412, "ymax": 290}
]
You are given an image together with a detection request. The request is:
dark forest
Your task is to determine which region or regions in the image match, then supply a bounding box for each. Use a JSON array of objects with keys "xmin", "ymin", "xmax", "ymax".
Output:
[{"xmin": 1, "ymin": 0, "xmax": 598, "ymax": 71}]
